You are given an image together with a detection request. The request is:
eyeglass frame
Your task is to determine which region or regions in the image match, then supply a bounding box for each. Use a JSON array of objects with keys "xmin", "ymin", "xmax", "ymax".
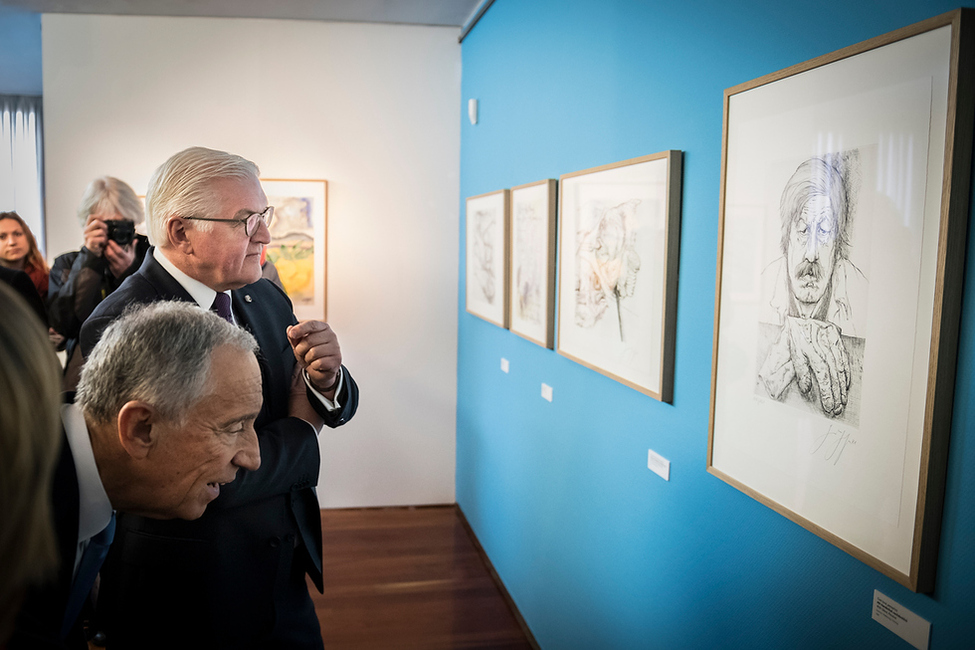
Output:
[{"xmin": 182, "ymin": 205, "xmax": 275, "ymax": 237}]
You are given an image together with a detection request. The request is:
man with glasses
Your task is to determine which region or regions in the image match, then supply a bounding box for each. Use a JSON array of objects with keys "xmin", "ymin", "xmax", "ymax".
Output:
[{"xmin": 79, "ymin": 146, "xmax": 359, "ymax": 650}]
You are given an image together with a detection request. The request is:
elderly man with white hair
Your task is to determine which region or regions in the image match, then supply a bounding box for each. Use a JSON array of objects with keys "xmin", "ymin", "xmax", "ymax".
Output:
[{"xmin": 80, "ymin": 146, "xmax": 359, "ymax": 650}]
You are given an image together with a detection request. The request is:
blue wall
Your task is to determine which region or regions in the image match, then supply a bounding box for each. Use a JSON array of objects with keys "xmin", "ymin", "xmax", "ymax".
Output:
[
  {"xmin": 0, "ymin": 7, "xmax": 42, "ymax": 95},
  {"xmin": 457, "ymin": 1, "xmax": 975, "ymax": 648}
]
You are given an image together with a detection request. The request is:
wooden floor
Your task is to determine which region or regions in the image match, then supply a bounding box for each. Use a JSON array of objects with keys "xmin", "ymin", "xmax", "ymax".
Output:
[{"xmin": 313, "ymin": 505, "xmax": 536, "ymax": 650}]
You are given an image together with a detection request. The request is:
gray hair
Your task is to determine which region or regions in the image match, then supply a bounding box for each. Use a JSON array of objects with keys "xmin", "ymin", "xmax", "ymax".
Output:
[
  {"xmin": 779, "ymin": 156, "xmax": 851, "ymax": 260},
  {"xmin": 145, "ymin": 146, "xmax": 260, "ymax": 247},
  {"xmin": 77, "ymin": 176, "xmax": 145, "ymax": 227},
  {"xmin": 76, "ymin": 301, "xmax": 259, "ymax": 426}
]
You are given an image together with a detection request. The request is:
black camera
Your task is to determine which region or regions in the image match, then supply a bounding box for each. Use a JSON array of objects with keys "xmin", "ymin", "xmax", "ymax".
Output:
[{"xmin": 106, "ymin": 220, "xmax": 136, "ymax": 247}]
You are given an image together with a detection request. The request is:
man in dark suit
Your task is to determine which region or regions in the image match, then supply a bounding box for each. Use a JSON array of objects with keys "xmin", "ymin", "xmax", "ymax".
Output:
[
  {"xmin": 80, "ymin": 146, "xmax": 359, "ymax": 650},
  {"xmin": 9, "ymin": 300, "xmax": 264, "ymax": 649}
]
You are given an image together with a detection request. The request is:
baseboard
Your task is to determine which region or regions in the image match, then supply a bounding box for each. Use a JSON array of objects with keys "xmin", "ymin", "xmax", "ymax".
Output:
[{"xmin": 454, "ymin": 505, "xmax": 542, "ymax": 650}]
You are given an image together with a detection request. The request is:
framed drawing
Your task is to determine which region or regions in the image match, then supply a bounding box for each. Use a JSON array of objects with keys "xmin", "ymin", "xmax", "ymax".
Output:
[
  {"xmin": 708, "ymin": 9, "xmax": 973, "ymax": 592},
  {"xmin": 466, "ymin": 189, "xmax": 510, "ymax": 327},
  {"xmin": 509, "ymin": 179, "xmax": 558, "ymax": 347},
  {"xmin": 260, "ymin": 179, "xmax": 327, "ymax": 321},
  {"xmin": 556, "ymin": 151, "xmax": 682, "ymax": 402}
]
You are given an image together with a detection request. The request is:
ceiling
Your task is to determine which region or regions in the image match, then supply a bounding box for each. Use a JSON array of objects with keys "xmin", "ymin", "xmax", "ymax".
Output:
[{"xmin": 0, "ymin": 0, "xmax": 486, "ymax": 28}]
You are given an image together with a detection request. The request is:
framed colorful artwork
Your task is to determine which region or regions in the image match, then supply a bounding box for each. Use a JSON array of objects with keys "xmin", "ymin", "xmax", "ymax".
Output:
[
  {"xmin": 556, "ymin": 151, "xmax": 682, "ymax": 402},
  {"xmin": 466, "ymin": 189, "xmax": 510, "ymax": 328},
  {"xmin": 509, "ymin": 179, "xmax": 557, "ymax": 348},
  {"xmin": 260, "ymin": 178, "xmax": 327, "ymax": 321},
  {"xmin": 708, "ymin": 9, "xmax": 973, "ymax": 592}
]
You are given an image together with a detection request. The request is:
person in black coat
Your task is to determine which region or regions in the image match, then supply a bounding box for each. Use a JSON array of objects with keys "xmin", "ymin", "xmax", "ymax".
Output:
[
  {"xmin": 8, "ymin": 299, "xmax": 265, "ymax": 650},
  {"xmin": 0, "ymin": 265, "xmax": 48, "ymax": 326},
  {"xmin": 80, "ymin": 146, "xmax": 359, "ymax": 650},
  {"xmin": 48, "ymin": 176, "xmax": 150, "ymax": 390}
]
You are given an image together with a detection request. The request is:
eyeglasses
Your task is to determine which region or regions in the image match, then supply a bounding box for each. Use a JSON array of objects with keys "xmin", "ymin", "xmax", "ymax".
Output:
[{"xmin": 183, "ymin": 206, "xmax": 275, "ymax": 237}]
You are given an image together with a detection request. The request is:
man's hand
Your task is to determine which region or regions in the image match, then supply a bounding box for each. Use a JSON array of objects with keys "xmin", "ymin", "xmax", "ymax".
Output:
[
  {"xmin": 49, "ymin": 328, "xmax": 65, "ymax": 349},
  {"xmin": 287, "ymin": 320, "xmax": 343, "ymax": 397},
  {"xmin": 83, "ymin": 214, "xmax": 108, "ymax": 256},
  {"xmin": 104, "ymin": 239, "xmax": 136, "ymax": 278},
  {"xmin": 288, "ymin": 364, "xmax": 325, "ymax": 431},
  {"xmin": 786, "ymin": 317, "xmax": 850, "ymax": 417}
]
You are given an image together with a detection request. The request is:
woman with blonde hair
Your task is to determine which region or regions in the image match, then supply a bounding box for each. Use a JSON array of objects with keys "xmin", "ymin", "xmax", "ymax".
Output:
[
  {"xmin": 0, "ymin": 282, "xmax": 61, "ymax": 646},
  {"xmin": 0, "ymin": 210, "xmax": 49, "ymax": 300},
  {"xmin": 49, "ymin": 176, "xmax": 150, "ymax": 389}
]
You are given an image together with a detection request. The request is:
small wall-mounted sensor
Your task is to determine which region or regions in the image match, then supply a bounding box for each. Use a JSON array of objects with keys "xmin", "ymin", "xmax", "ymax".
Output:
[{"xmin": 468, "ymin": 98, "xmax": 478, "ymax": 125}]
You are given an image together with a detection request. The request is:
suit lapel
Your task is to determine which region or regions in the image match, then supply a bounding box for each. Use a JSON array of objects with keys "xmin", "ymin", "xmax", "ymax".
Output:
[{"xmin": 140, "ymin": 250, "xmax": 197, "ymax": 303}]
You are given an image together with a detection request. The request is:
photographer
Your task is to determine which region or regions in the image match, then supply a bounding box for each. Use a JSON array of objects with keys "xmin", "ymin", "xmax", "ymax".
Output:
[{"xmin": 49, "ymin": 176, "xmax": 149, "ymax": 390}]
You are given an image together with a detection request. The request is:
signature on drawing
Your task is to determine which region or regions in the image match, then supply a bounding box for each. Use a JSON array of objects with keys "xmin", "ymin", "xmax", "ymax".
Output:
[{"xmin": 811, "ymin": 425, "xmax": 856, "ymax": 465}]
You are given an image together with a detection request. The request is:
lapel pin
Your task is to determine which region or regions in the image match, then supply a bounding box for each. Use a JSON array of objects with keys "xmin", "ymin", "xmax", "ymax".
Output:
[{"xmin": 244, "ymin": 294, "xmax": 253, "ymax": 303}]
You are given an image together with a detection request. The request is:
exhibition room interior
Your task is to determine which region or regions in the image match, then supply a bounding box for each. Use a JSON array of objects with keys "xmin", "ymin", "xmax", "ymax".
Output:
[{"xmin": 2, "ymin": 0, "xmax": 975, "ymax": 647}]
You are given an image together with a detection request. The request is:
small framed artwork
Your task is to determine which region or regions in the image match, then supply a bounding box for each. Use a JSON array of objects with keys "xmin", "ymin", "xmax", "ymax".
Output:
[
  {"xmin": 260, "ymin": 179, "xmax": 328, "ymax": 321},
  {"xmin": 708, "ymin": 9, "xmax": 973, "ymax": 592},
  {"xmin": 466, "ymin": 189, "xmax": 510, "ymax": 328},
  {"xmin": 556, "ymin": 151, "xmax": 682, "ymax": 402},
  {"xmin": 509, "ymin": 179, "xmax": 558, "ymax": 348}
]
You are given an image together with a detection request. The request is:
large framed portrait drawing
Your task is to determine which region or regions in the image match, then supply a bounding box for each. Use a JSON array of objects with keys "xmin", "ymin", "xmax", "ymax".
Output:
[
  {"xmin": 466, "ymin": 189, "xmax": 510, "ymax": 328},
  {"xmin": 708, "ymin": 10, "xmax": 973, "ymax": 592},
  {"xmin": 557, "ymin": 151, "xmax": 682, "ymax": 402},
  {"xmin": 260, "ymin": 179, "xmax": 328, "ymax": 321},
  {"xmin": 509, "ymin": 179, "xmax": 557, "ymax": 347}
]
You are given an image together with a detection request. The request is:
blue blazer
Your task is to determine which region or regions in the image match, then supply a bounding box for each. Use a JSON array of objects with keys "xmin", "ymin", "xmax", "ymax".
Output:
[{"xmin": 78, "ymin": 251, "xmax": 359, "ymax": 648}]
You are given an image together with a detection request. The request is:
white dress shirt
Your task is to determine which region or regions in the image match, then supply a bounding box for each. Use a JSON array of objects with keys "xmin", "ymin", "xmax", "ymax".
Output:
[
  {"xmin": 153, "ymin": 248, "xmax": 342, "ymax": 413},
  {"xmin": 61, "ymin": 403, "xmax": 113, "ymax": 578}
]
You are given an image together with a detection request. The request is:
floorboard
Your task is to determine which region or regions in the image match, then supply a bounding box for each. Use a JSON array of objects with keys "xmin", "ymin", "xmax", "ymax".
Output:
[{"xmin": 313, "ymin": 505, "xmax": 535, "ymax": 650}]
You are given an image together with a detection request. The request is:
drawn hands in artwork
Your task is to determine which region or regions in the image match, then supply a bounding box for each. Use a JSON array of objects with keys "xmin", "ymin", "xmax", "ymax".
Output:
[
  {"xmin": 759, "ymin": 317, "xmax": 851, "ymax": 417},
  {"xmin": 788, "ymin": 318, "xmax": 850, "ymax": 417}
]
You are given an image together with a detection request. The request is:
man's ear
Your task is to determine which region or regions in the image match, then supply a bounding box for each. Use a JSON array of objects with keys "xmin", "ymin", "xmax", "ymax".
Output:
[
  {"xmin": 166, "ymin": 216, "xmax": 194, "ymax": 254},
  {"xmin": 116, "ymin": 401, "xmax": 157, "ymax": 459}
]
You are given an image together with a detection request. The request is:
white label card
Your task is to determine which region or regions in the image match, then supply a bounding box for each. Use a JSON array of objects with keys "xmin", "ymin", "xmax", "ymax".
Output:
[
  {"xmin": 872, "ymin": 590, "xmax": 930, "ymax": 650},
  {"xmin": 647, "ymin": 449, "xmax": 670, "ymax": 481}
]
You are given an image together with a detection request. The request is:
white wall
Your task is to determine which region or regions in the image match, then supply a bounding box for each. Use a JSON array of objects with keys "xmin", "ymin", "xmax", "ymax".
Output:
[{"xmin": 42, "ymin": 14, "xmax": 460, "ymax": 507}]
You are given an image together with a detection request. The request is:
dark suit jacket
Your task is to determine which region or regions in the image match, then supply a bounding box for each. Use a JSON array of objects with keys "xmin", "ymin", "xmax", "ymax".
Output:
[
  {"xmin": 78, "ymin": 251, "xmax": 359, "ymax": 649},
  {"xmin": 8, "ymin": 432, "xmax": 88, "ymax": 650},
  {"xmin": 0, "ymin": 265, "xmax": 48, "ymax": 327}
]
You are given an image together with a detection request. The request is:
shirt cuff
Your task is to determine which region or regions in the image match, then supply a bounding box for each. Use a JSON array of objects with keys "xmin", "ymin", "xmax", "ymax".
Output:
[{"xmin": 302, "ymin": 367, "xmax": 343, "ymax": 411}]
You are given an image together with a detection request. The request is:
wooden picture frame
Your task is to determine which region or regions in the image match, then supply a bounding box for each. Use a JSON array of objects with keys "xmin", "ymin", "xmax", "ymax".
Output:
[
  {"xmin": 260, "ymin": 178, "xmax": 328, "ymax": 321},
  {"xmin": 466, "ymin": 189, "xmax": 510, "ymax": 328},
  {"xmin": 556, "ymin": 151, "xmax": 682, "ymax": 402},
  {"xmin": 708, "ymin": 9, "xmax": 974, "ymax": 592},
  {"xmin": 509, "ymin": 179, "xmax": 558, "ymax": 348}
]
